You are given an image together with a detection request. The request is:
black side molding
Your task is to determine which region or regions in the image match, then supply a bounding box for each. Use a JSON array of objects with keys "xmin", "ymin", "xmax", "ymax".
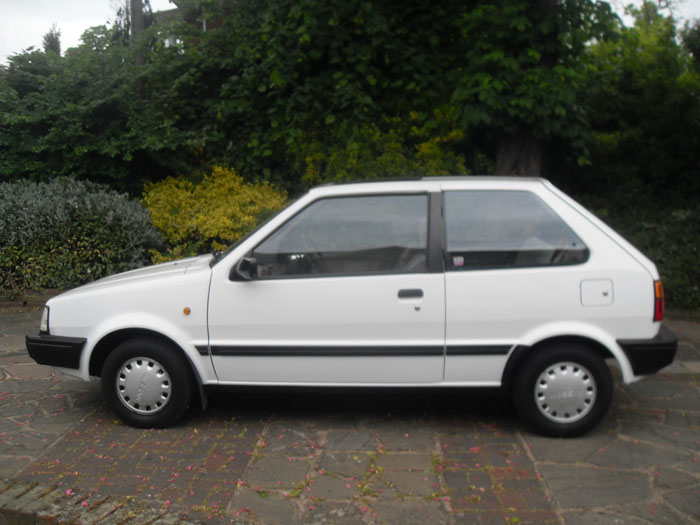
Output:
[
  {"xmin": 208, "ymin": 346, "xmax": 445, "ymax": 357},
  {"xmin": 447, "ymin": 345, "xmax": 512, "ymax": 356},
  {"xmin": 26, "ymin": 334, "xmax": 86, "ymax": 369},
  {"xmin": 617, "ymin": 324, "xmax": 678, "ymax": 375}
]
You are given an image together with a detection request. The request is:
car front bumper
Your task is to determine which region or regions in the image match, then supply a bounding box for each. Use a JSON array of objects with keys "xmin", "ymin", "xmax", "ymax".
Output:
[
  {"xmin": 26, "ymin": 334, "xmax": 87, "ymax": 369},
  {"xmin": 617, "ymin": 324, "xmax": 678, "ymax": 376}
]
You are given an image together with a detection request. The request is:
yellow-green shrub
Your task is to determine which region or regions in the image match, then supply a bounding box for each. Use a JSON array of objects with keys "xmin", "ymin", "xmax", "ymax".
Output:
[
  {"xmin": 143, "ymin": 167, "xmax": 287, "ymax": 262},
  {"xmin": 291, "ymin": 109, "xmax": 476, "ymax": 187}
]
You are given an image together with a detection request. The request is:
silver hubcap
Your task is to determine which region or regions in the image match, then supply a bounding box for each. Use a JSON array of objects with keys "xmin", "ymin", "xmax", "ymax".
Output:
[
  {"xmin": 116, "ymin": 358, "xmax": 172, "ymax": 415},
  {"xmin": 534, "ymin": 361, "xmax": 596, "ymax": 423}
]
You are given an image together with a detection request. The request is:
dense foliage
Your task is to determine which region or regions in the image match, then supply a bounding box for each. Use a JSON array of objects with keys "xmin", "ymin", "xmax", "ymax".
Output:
[
  {"xmin": 143, "ymin": 166, "xmax": 287, "ymax": 262},
  {"xmin": 569, "ymin": 3, "xmax": 700, "ymax": 309},
  {"xmin": 0, "ymin": 1, "xmax": 698, "ymax": 307},
  {"xmin": 0, "ymin": 179, "xmax": 162, "ymax": 297},
  {"xmin": 597, "ymin": 205, "xmax": 700, "ymax": 311},
  {"xmin": 0, "ymin": 0, "xmax": 619, "ymax": 191}
]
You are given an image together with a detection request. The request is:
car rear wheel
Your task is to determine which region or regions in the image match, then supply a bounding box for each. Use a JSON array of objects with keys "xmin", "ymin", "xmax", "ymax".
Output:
[
  {"xmin": 101, "ymin": 338, "xmax": 193, "ymax": 428},
  {"xmin": 512, "ymin": 343, "xmax": 613, "ymax": 437}
]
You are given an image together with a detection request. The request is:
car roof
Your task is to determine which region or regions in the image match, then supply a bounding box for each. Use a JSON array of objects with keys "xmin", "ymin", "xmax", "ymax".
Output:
[
  {"xmin": 309, "ymin": 176, "xmax": 550, "ymax": 197},
  {"xmin": 318, "ymin": 175, "xmax": 546, "ymax": 186}
]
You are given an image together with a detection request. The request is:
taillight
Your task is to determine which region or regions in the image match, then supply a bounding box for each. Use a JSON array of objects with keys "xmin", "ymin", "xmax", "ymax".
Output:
[{"xmin": 653, "ymin": 280, "xmax": 665, "ymax": 322}]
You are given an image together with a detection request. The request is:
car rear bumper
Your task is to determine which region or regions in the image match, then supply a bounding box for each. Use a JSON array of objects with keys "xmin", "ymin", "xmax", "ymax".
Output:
[
  {"xmin": 26, "ymin": 334, "xmax": 86, "ymax": 369},
  {"xmin": 617, "ymin": 324, "xmax": 678, "ymax": 375}
]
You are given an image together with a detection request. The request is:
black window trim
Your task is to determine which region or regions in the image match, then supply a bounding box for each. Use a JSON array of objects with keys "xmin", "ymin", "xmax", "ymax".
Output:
[{"xmin": 233, "ymin": 191, "xmax": 442, "ymax": 281}]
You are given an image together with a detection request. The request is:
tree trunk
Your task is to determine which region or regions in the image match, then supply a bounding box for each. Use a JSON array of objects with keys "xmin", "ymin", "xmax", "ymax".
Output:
[
  {"xmin": 130, "ymin": 0, "xmax": 144, "ymax": 42},
  {"xmin": 130, "ymin": 0, "xmax": 144, "ymax": 66},
  {"xmin": 493, "ymin": 0, "xmax": 553, "ymax": 177},
  {"xmin": 494, "ymin": 130, "xmax": 542, "ymax": 176}
]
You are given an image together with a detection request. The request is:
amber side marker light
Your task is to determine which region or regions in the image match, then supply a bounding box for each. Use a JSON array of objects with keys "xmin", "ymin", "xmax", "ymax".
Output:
[{"xmin": 654, "ymin": 280, "xmax": 665, "ymax": 322}]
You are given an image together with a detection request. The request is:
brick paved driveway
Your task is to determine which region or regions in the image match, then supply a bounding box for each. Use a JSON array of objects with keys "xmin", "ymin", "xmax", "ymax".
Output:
[{"xmin": 1, "ymin": 307, "xmax": 698, "ymax": 524}]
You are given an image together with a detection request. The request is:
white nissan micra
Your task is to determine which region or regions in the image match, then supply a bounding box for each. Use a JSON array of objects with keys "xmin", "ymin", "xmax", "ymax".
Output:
[{"xmin": 27, "ymin": 177, "xmax": 677, "ymax": 436}]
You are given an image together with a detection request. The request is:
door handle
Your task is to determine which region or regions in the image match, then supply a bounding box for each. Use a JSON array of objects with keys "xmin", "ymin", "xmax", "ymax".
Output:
[{"xmin": 398, "ymin": 289, "xmax": 423, "ymax": 299}]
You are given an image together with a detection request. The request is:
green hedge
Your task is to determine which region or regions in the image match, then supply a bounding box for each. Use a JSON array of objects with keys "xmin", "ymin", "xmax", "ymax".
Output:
[
  {"xmin": 583, "ymin": 201, "xmax": 700, "ymax": 311},
  {"xmin": 0, "ymin": 178, "xmax": 162, "ymax": 297}
]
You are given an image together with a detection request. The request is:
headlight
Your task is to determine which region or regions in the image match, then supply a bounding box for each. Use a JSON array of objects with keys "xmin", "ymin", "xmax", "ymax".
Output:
[{"xmin": 40, "ymin": 306, "xmax": 50, "ymax": 333}]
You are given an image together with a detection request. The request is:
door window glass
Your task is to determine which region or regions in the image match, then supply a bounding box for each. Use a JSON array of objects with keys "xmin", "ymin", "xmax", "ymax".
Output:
[
  {"xmin": 253, "ymin": 194, "xmax": 429, "ymax": 277},
  {"xmin": 444, "ymin": 190, "xmax": 588, "ymax": 270}
]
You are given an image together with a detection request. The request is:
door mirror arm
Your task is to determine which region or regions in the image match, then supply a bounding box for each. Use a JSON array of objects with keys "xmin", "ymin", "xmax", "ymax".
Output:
[{"xmin": 230, "ymin": 257, "xmax": 258, "ymax": 281}]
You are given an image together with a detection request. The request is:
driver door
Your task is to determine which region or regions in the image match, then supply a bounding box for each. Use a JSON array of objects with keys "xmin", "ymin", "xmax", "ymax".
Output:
[{"xmin": 207, "ymin": 192, "xmax": 445, "ymax": 384}]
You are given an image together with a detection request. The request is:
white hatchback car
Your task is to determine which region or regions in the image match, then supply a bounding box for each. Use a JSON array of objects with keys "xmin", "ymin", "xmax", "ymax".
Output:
[{"xmin": 27, "ymin": 177, "xmax": 677, "ymax": 436}]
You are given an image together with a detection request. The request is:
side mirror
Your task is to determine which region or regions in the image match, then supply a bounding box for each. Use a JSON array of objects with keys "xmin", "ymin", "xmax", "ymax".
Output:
[{"xmin": 231, "ymin": 257, "xmax": 258, "ymax": 281}]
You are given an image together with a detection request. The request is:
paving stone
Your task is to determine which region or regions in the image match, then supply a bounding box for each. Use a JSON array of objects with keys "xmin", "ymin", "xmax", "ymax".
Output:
[
  {"xmin": 560, "ymin": 510, "xmax": 642, "ymax": 524},
  {"xmin": 538, "ymin": 464, "xmax": 648, "ymax": 507},
  {"xmin": 654, "ymin": 466, "xmax": 698, "ymax": 490},
  {"xmin": 664, "ymin": 485, "xmax": 700, "ymax": 518},
  {"xmin": 35, "ymin": 489, "xmax": 92, "ymax": 524},
  {"xmin": 324, "ymin": 429, "xmax": 377, "ymax": 451},
  {"xmin": 623, "ymin": 379, "xmax": 697, "ymax": 398},
  {"xmin": 0, "ymin": 480, "xmax": 13, "ymax": 495},
  {"xmin": 436, "ymin": 430, "xmax": 482, "ymax": 453},
  {"xmin": 376, "ymin": 427, "xmax": 435, "ymax": 452},
  {"xmin": 2, "ymin": 364, "xmax": 54, "ymax": 380},
  {"xmin": 227, "ymin": 487, "xmax": 300, "ymax": 524},
  {"xmin": 620, "ymin": 420, "xmax": 700, "ymax": 449},
  {"xmin": 0, "ymin": 482, "xmax": 35, "ymax": 509},
  {"xmin": 0, "ymin": 379, "xmax": 55, "ymax": 395},
  {"xmin": 589, "ymin": 439, "xmax": 691, "ymax": 469},
  {"xmin": 451, "ymin": 488, "xmax": 503, "ymax": 513},
  {"xmin": 454, "ymin": 511, "xmax": 516, "ymax": 524},
  {"xmin": 265, "ymin": 423, "xmax": 319, "ymax": 456},
  {"xmin": 0, "ymin": 432, "xmax": 51, "ymax": 454},
  {"xmin": 0, "ymin": 456, "xmax": 33, "ymax": 478},
  {"xmin": 521, "ymin": 427, "xmax": 617, "ymax": 464},
  {"xmin": 81, "ymin": 498, "xmax": 124, "ymax": 522},
  {"xmin": 377, "ymin": 452, "xmax": 433, "ymax": 471},
  {"xmin": 443, "ymin": 470, "xmax": 469, "ymax": 490},
  {"xmin": 642, "ymin": 395, "xmax": 700, "ymax": 412},
  {"xmin": 380, "ymin": 470, "xmax": 440, "ymax": 497},
  {"xmin": 615, "ymin": 501, "xmax": 685, "ymax": 523},
  {"xmin": 88, "ymin": 504, "xmax": 140, "ymax": 524},
  {"xmin": 317, "ymin": 452, "xmax": 370, "ymax": 478},
  {"xmin": 664, "ymin": 409, "xmax": 700, "ymax": 428},
  {"xmin": 0, "ymin": 483, "xmax": 49, "ymax": 515},
  {"xmin": 152, "ymin": 511, "xmax": 197, "ymax": 524},
  {"xmin": 307, "ymin": 475, "xmax": 358, "ymax": 499},
  {"xmin": 371, "ymin": 498, "xmax": 450, "ymax": 525},
  {"xmin": 245, "ymin": 455, "xmax": 310, "ymax": 489},
  {"xmin": 301, "ymin": 500, "xmax": 362, "ymax": 524}
]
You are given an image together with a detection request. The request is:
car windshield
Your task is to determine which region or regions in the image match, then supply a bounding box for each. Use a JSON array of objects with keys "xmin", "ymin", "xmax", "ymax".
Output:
[{"xmin": 209, "ymin": 195, "xmax": 299, "ymax": 267}]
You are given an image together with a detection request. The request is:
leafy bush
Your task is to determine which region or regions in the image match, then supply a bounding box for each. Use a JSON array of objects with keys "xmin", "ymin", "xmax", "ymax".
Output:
[
  {"xmin": 143, "ymin": 166, "xmax": 287, "ymax": 262},
  {"xmin": 0, "ymin": 178, "xmax": 162, "ymax": 297},
  {"xmin": 290, "ymin": 110, "xmax": 492, "ymax": 187}
]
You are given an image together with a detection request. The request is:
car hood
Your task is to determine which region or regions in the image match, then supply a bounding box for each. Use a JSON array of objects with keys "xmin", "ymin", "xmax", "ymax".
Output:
[{"xmin": 54, "ymin": 254, "xmax": 214, "ymax": 299}]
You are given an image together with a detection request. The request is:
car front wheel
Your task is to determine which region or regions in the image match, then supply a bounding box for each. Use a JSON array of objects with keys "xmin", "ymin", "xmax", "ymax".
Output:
[
  {"xmin": 101, "ymin": 338, "xmax": 193, "ymax": 428},
  {"xmin": 512, "ymin": 343, "xmax": 613, "ymax": 437}
]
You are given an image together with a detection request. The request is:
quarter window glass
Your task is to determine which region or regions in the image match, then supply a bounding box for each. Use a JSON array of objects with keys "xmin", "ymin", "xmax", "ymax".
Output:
[
  {"xmin": 253, "ymin": 195, "xmax": 428, "ymax": 277},
  {"xmin": 444, "ymin": 190, "xmax": 588, "ymax": 270}
]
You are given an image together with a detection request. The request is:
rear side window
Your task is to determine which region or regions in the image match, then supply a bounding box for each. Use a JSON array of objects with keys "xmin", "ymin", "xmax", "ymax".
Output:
[
  {"xmin": 253, "ymin": 194, "xmax": 428, "ymax": 277},
  {"xmin": 444, "ymin": 190, "xmax": 588, "ymax": 270}
]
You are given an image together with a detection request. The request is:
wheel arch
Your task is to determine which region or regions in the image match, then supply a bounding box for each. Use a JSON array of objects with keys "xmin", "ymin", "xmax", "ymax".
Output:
[
  {"xmin": 501, "ymin": 335, "xmax": 614, "ymax": 390},
  {"xmin": 89, "ymin": 328, "xmax": 207, "ymax": 408}
]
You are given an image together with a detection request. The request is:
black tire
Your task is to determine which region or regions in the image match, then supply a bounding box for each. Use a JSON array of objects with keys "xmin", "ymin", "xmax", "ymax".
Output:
[
  {"xmin": 512, "ymin": 342, "xmax": 613, "ymax": 438},
  {"xmin": 101, "ymin": 338, "xmax": 193, "ymax": 428}
]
